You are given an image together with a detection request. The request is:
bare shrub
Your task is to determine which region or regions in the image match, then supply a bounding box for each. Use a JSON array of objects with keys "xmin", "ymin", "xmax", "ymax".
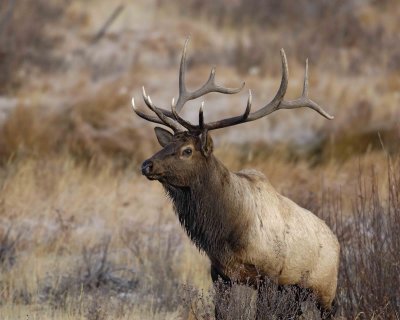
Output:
[
  {"xmin": 39, "ymin": 225, "xmax": 186, "ymax": 315},
  {"xmin": 182, "ymin": 282, "xmax": 254, "ymax": 320},
  {"xmin": 0, "ymin": 226, "xmax": 32, "ymax": 305},
  {"xmin": 255, "ymin": 281, "xmax": 319, "ymax": 320},
  {"xmin": 289, "ymin": 162, "xmax": 400, "ymax": 318},
  {"xmin": 122, "ymin": 223, "xmax": 185, "ymax": 313},
  {"xmin": 0, "ymin": 226, "xmax": 19, "ymax": 271},
  {"xmin": 41, "ymin": 238, "xmax": 138, "ymax": 310},
  {"xmin": 182, "ymin": 279, "xmax": 320, "ymax": 320},
  {"xmin": 336, "ymin": 165, "xmax": 400, "ymax": 318},
  {"xmin": 181, "ymin": 285, "xmax": 215, "ymax": 319}
]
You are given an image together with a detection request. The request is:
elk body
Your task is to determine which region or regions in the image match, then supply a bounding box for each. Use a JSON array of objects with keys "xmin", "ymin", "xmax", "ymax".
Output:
[{"xmin": 132, "ymin": 39, "xmax": 340, "ymax": 319}]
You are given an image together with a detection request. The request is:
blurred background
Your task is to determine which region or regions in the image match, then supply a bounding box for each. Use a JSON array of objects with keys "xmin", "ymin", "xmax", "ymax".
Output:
[{"xmin": 0, "ymin": 0, "xmax": 399, "ymax": 319}]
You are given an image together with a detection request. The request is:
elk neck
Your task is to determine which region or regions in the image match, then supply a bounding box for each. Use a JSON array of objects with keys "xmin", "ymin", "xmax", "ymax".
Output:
[{"xmin": 162, "ymin": 155, "xmax": 248, "ymax": 259}]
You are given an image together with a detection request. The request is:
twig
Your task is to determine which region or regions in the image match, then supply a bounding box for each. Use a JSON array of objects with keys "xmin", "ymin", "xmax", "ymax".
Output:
[{"xmin": 91, "ymin": 4, "xmax": 124, "ymax": 44}]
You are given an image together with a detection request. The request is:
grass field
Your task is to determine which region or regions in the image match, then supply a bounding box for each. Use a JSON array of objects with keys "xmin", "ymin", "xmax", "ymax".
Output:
[{"xmin": 0, "ymin": 0, "xmax": 399, "ymax": 319}]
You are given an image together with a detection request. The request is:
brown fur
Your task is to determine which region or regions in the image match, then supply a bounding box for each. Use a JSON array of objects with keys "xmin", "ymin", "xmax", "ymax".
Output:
[{"xmin": 142, "ymin": 128, "xmax": 340, "ymax": 313}]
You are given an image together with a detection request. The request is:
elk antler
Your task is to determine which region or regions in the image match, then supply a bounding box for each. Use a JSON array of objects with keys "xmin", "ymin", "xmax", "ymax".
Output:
[
  {"xmin": 197, "ymin": 51, "xmax": 334, "ymax": 131},
  {"xmin": 131, "ymin": 38, "xmax": 244, "ymax": 133},
  {"xmin": 173, "ymin": 38, "xmax": 245, "ymax": 113},
  {"xmin": 131, "ymin": 87, "xmax": 185, "ymax": 132},
  {"xmin": 131, "ymin": 39, "xmax": 333, "ymax": 134}
]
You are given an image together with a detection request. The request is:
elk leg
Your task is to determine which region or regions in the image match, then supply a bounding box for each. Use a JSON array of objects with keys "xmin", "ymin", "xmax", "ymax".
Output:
[{"xmin": 211, "ymin": 265, "xmax": 232, "ymax": 320}]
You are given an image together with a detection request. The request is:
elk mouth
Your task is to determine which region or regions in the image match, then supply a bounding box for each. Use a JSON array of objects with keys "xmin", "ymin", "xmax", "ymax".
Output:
[
  {"xmin": 142, "ymin": 171, "xmax": 164, "ymax": 181},
  {"xmin": 144, "ymin": 172, "xmax": 182, "ymax": 187},
  {"xmin": 141, "ymin": 166, "xmax": 168, "ymax": 182}
]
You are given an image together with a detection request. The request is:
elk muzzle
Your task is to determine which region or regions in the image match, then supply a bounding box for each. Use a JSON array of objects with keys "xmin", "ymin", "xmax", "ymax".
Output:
[
  {"xmin": 141, "ymin": 158, "xmax": 165, "ymax": 181},
  {"xmin": 141, "ymin": 159, "xmax": 154, "ymax": 176}
]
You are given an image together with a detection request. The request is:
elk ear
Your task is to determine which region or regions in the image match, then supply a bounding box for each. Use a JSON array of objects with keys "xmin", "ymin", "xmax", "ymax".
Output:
[
  {"xmin": 154, "ymin": 127, "xmax": 173, "ymax": 147},
  {"xmin": 200, "ymin": 131, "xmax": 213, "ymax": 157}
]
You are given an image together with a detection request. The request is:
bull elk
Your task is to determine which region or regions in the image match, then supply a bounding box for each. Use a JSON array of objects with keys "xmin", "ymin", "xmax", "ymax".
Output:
[{"xmin": 131, "ymin": 39, "xmax": 340, "ymax": 319}]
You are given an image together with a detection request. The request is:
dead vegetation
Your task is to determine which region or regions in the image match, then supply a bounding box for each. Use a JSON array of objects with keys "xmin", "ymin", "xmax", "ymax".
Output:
[
  {"xmin": 0, "ymin": 226, "xmax": 19, "ymax": 271},
  {"xmin": 0, "ymin": 154, "xmax": 398, "ymax": 319},
  {"xmin": 337, "ymin": 165, "xmax": 400, "ymax": 318},
  {"xmin": 179, "ymin": 161, "xmax": 400, "ymax": 320},
  {"xmin": 0, "ymin": 0, "xmax": 69, "ymax": 92},
  {"xmin": 0, "ymin": 0, "xmax": 399, "ymax": 319},
  {"xmin": 160, "ymin": 0, "xmax": 400, "ymax": 75},
  {"xmin": 0, "ymin": 82, "xmax": 154, "ymax": 168}
]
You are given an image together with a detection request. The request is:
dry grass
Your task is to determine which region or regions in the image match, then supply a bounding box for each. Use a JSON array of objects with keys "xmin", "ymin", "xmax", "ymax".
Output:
[
  {"xmin": 0, "ymin": 81, "xmax": 155, "ymax": 168},
  {"xmin": 0, "ymin": 155, "xmax": 399, "ymax": 319},
  {"xmin": 0, "ymin": 0, "xmax": 69, "ymax": 92},
  {"xmin": 0, "ymin": 0, "xmax": 399, "ymax": 319},
  {"xmin": 0, "ymin": 156, "xmax": 208, "ymax": 319}
]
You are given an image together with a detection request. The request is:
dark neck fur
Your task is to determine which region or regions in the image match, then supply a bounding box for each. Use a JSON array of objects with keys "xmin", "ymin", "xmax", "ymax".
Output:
[{"xmin": 163, "ymin": 156, "xmax": 235, "ymax": 258}]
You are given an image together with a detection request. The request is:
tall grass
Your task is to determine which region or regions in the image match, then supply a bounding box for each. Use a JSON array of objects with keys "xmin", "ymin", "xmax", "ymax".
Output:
[
  {"xmin": 337, "ymin": 164, "xmax": 400, "ymax": 318},
  {"xmin": 0, "ymin": 156, "xmax": 398, "ymax": 319}
]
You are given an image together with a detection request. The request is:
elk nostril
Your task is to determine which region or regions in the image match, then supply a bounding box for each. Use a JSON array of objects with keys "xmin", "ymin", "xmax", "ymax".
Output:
[{"xmin": 141, "ymin": 160, "xmax": 153, "ymax": 175}]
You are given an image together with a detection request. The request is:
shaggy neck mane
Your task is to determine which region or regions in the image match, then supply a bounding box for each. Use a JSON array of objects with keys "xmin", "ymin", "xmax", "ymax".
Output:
[{"xmin": 163, "ymin": 156, "xmax": 239, "ymax": 258}]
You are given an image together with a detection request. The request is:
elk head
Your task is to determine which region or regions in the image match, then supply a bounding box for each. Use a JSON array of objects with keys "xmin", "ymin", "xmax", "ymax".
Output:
[
  {"xmin": 139, "ymin": 129, "xmax": 214, "ymax": 187},
  {"xmin": 132, "ymin": 39, "xmax": 333, "ymax": 187}
]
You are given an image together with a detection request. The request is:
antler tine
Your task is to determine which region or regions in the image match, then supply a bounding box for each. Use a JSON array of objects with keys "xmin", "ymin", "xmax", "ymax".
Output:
[
  {"xmin": 195, "ymin": 89, "xmax": 252, "ymax": 131},
  {"xmin": 131, "ymin": 97, "xmax": 166, "ymax": 126},
  {"xmin": 199, "ymin": 102, "xmax": 205, "ymax": 130},
  {"xmin": 245, "ymin": 49, "xmax": 289, "ymax": 120},
  {"xmin": 243, "ymin": 89, "xmax": 252, "ymax": 120},
  {"xmin": 178, "ymin": 38, "xmax": 189, "ymax": 98},
  {"xmin": 203, "ymin": 50, "xmax": 288, "ymax": 131},
  {"xmin": 194, "ymin": 66, "xmax": 245, "ymax": 97},
  {"xmin": 277, "ymin": 58, "xmax": 334, "ymax": 120},
  {"xmin": 302, "ymin": 58, "xmax": 309, "ymax": 97},
  {"xmin": 174, "ymin": 37, "xmax": 245, "ymax": 113},
  {"xmin": 200, "ymin": 50, "xmax": 333, "ymax": 131},
  {"xmin": 141, "ymin": 87, "xmax": 176, "ymax": 118},
  {"xmin": 135, "ymin": 87, "xmax": 185, "ymax": 132},
  {"xmin": 171, "ymin": 97, "xmax": 198, "ymax": 131}
]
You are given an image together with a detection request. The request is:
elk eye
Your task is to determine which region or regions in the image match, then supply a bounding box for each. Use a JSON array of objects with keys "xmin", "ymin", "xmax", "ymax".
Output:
[{"xmin": 182, "ymin": 147, "xmax": 193, "ymax": 157}]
